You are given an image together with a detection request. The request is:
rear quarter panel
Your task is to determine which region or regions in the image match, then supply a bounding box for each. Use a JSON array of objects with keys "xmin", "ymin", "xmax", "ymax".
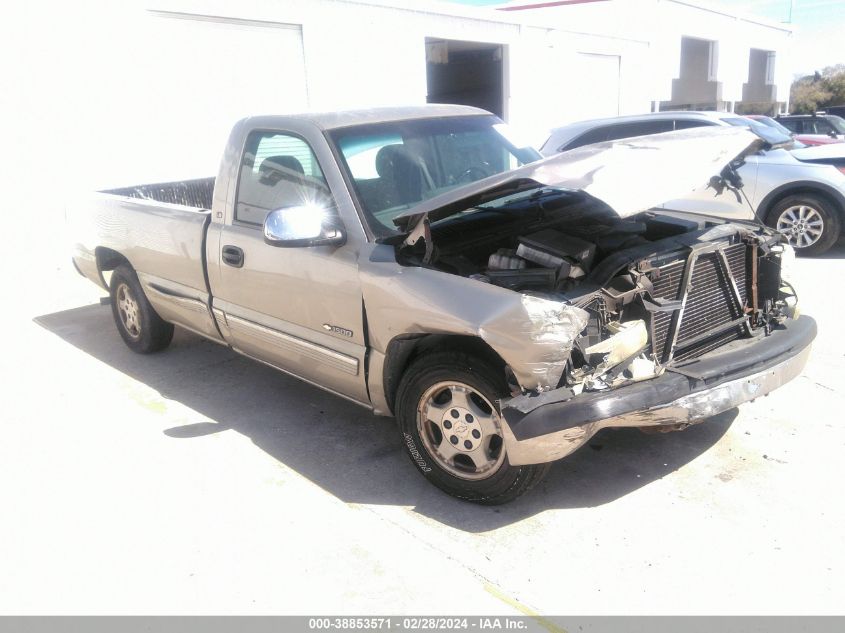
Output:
[
  {"xmin": 68, "ymin": 193, "xmax": 223, "ymax": 340},
  {"xmin": 750, "ymin": 152, "xmax": 845, "ymax": 214}
]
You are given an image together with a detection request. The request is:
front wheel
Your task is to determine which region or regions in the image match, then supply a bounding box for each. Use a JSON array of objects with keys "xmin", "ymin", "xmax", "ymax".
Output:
[
  {"xmin": 109, "ymin": 264, "xmax": 174, "ymax": 353},
  {"xmin": 767, "ymin": 194, "xmax": 841, "ymax": 256},
  {"xmin": 395, "ymin": 351, "xmax": 549, "ymax": 504}
]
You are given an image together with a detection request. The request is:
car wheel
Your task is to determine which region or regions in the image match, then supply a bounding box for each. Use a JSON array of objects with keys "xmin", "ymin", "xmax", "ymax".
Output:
[
  {"xmin": 109, "ymin": 264, "xmax": 174, "ymax": 353},
  {"xmin": 767, "ymin": 194, "xmax": 841, "ymax": 256},
  {"xmin": 395, "ymin": 350, "xmax": 549, "ymax": 504}
]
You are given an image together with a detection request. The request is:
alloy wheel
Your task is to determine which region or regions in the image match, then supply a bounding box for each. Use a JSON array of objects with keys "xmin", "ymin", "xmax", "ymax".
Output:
[
  {"xmin": 416, "ymin": 381, "xmax": 506, "ymax": 480},
  {"xmin": 116, "ymin": 283, "xmax": 142, "ymax": 339},
  {"xmin": 776, "ymin": 204, "xmax": 824, "ymax": 249}
]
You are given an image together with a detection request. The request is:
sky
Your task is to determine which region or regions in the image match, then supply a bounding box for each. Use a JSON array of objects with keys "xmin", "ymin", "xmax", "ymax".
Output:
[
  {"xmin": 447, "ymin": 0, "xmax": 845, "ymax": 76},
  {"xmin": 734, "ymin": 0, "xmax": 845, "ymax": 75}
]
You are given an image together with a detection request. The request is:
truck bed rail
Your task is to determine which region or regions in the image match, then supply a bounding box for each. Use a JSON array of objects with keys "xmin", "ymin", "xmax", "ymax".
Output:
[{"xmin": 103, "ymin": 177, "xmax": 215, "ymax": 210}]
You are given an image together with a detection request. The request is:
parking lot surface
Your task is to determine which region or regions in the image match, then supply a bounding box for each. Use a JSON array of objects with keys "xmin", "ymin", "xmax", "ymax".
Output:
[{"xmin": 1, "ymin": 225, "xmax": 843, "ymax": 615}]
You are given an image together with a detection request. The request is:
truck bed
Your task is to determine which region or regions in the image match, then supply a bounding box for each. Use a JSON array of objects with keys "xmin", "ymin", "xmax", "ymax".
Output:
[
  {"xmin": 69, "ymin": 175, "xmax": 223, "ymax": 341},
  {"xmin": 102, "ymin": 177, "xmax": 216, "ymax": 210}
]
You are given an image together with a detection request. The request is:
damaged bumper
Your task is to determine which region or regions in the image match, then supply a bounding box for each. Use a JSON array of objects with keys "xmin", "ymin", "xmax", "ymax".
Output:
[{"xmin": 500, "ymin": 316, "xmax": 817, "ymax": 466}]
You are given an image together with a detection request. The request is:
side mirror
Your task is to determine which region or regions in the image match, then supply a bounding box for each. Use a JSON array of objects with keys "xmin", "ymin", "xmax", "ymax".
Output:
[
  {"xmin": 263, "ymin": 205, "xmax": 346, "ymax": 248},
  {"xmin": 829, "ymin": 130, "xmax": 838, "ymax": 138}
]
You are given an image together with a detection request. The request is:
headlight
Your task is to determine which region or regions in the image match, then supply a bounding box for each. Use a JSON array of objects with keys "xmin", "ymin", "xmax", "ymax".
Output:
[
  {"xmin": 777, "ymin": 244, "xmax": 799, "ymax": 319},
  {"xmin": 778, "ymin": 243, "xmax": 796, "ymax": 284},
  {"xmin": 585, "ymin": 320, "xmax": 648, "ymax": 373}
]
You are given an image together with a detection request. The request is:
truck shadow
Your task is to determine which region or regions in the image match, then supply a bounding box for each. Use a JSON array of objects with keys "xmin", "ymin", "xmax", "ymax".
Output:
[
  {"xmin": 36, "ymin": 303, "xmax": 736, "ymax": 532},
  {"xmin": 809, "ymin": 239, "xmax": 845, "ymax": 260}
]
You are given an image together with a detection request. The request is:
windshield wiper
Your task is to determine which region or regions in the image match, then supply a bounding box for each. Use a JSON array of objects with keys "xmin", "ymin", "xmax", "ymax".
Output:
[
  {"xmin": 472, "ymin": 186, "xmax": 560, "ymax": 212},
  {"xmin": 435, "ymin": 187, "xmax": 565, "ymax": 226}
]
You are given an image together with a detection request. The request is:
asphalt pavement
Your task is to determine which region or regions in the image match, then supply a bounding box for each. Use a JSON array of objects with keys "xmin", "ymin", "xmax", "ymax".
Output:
[{"xmin": 1, "ymin": 229, "xmax": 842, "ymax": 615}]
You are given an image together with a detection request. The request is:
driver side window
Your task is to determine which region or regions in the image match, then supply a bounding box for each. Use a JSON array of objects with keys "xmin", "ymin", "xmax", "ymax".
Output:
[{"xmin": 235, "ymin": 131, "xmax": 331, "ymax": 226}]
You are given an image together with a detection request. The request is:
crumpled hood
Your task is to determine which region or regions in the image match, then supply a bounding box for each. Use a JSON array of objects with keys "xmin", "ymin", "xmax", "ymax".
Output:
[{"xmin": 393, "ymin": 126, "xmax": 763, "ymax": 232}]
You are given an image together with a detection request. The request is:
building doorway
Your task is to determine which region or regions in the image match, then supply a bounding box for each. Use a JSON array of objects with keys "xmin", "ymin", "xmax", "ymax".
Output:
[
  {"xmin": 661, "ymin": 36, "xmax": 723, "ymax": 111},
  {"xmin": 425, "ymin": 38, "xmax": 506, "ymax": 119}
]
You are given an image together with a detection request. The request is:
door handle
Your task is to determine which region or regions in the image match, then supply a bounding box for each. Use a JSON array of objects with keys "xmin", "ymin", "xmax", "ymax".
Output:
[{"xmin": 222, "ymin": 245, "xmax": 244, "ymax": 268}]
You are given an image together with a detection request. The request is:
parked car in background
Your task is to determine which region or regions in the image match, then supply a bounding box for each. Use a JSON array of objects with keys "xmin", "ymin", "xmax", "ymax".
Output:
[
  {"xmin": 744, "ymin": 114, "xmax": 795, "ymax": 136},
  {"xmin": 824, "ymin": 106, "xmax": 845, "ymax": 119},
  {"xmin": 789, "ymin": 142, "xmax": 845, "ymax": 181},
  {"xmin": 776, "ymin": 113, "xmax": 845, "ymax": 145},
  {"xmin": 744, "ymin": 115, "xmax": 824, "ymax": 146},
  {"xmin": 541, "ymin": 111, "xmax": 845, "ymax": 254}
]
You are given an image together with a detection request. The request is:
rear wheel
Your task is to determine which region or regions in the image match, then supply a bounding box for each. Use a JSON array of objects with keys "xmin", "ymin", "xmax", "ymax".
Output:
[
  {"xmin": 109, "ymin": 264, "xmax": 174, "ymax": 353},
  {"xmin": 395, "ymin": 351, "xmax": 549, "ymax": 504},
  {"xmin": 767, "ymin": 194, "xmax": 840, "ymax": 256}
]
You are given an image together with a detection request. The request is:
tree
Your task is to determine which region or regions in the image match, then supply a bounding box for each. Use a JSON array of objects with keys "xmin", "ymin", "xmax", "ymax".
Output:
[
  {"xmin": 821, "ymin": 64, "xmax": 845, "ymax": 105},
  {"xmin": 790, "ymin": 65, "xmax": 845, "ymax": 113}
]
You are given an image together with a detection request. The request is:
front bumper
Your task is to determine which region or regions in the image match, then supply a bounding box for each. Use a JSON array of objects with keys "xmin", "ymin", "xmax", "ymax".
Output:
[{"xmin": 500, "ymin": 316, "xmax": 817, "ymax": 466}]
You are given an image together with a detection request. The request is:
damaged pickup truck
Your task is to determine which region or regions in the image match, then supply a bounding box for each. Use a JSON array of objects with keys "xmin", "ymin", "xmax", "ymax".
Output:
[{"xmin": 70, "ymin": 106, "xmax": 816, "ymax": 504}]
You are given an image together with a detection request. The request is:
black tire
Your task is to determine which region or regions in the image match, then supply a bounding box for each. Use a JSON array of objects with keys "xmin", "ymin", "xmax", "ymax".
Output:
[
  {"xmin": 395, "ymin": 350, "xmax": 549, "ymax": 505},
  {"xmin": 109, "ymin": 264, "xmax": 174, "ymax": 353},
  {"xmin": 766, "ymin": 194, "xmax": 841, "ymax": 256}
]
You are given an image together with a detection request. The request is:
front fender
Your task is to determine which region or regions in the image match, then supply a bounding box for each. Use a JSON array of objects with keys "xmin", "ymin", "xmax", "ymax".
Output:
[{"xmin": 360, "ymin": 246, "xmax": 589, "ymax": 394}]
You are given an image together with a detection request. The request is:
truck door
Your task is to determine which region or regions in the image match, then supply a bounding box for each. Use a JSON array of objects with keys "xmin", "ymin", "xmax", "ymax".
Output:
[{"xmin": 208, "ymin": 129, "xmax": 369, "ymax": 406}]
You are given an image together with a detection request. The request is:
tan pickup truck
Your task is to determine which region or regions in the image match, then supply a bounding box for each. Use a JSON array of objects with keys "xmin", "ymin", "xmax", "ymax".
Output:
[{"xmin": 69, "ymin": 105, "xmax": 815, "ymax": 504}]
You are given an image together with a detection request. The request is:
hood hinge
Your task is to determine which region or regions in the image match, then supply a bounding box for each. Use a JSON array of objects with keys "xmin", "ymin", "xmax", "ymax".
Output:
[{"xmin": 402, "ymin": 216, "xmax": 434, "ymax": 264}]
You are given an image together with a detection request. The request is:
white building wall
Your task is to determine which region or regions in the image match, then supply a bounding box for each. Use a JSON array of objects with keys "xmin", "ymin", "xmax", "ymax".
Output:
[
  {"xmin": 496, "ymin": 0, "xmax": 792, "ymax": 110},
  {"xmin": 21, "ymin": 0, "xmax": 654, "ymax": 191},
  {"xmin": 5, "ymin": 0, "xmax": 787, "ymax": 204},
  {"xmin": 657, "ymin": 0, "xmax": 792, "ymax": 107},
  {"xmin": 156, "ymin": 0, "xmax": 652, "ymax": 141},
  {"xmin": 507, "ymin": 24, "xmax": 651, "ymax": 143}
]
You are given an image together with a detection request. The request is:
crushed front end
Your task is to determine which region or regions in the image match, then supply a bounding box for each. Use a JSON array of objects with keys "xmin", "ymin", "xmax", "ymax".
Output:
[{"xmin": 498, "ymin": 224, "xmax": 815, "ymax": 466}]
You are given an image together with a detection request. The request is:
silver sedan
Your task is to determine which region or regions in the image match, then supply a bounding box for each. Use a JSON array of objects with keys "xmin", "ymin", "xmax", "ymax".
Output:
[{"xmin": 540, "ymin": 111, "xmax": 845, "ymax": 255}]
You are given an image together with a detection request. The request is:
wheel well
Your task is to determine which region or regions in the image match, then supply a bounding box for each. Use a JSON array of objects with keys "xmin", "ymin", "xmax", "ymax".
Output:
[
  {"xmin": 95, "ymin": 247, "xmax": 132, "ymax": 289},
  {"xmin": 382, "ymin": 334, "xmax": 508, "ymax": 415},
  {"xmin": 759, "ymin": 185, "xmax": 845, "ymax": 225},
  {"xmin": 96, "ymin": 247, "xmax": 130, "ymax": 272}
]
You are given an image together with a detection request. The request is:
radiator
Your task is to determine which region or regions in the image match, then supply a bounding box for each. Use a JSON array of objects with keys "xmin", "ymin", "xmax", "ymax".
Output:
[{"xmin": 648, "ymin": 242, "xmax": 748, "ymax": 363}]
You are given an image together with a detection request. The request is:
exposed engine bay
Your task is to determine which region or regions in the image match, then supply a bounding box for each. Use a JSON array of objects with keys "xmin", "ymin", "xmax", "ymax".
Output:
[{"xmin": 397, "ymin": 191, "xmax": 798, "ymax": 395}]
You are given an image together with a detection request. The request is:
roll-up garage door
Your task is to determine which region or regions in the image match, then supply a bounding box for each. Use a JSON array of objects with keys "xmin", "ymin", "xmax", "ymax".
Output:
[
  {"xmin": 572, "ymin": 53, "xmax": 621, "ymax": 121},
  {"xmin": 104, "ymin": 12, "xmax": 309, "ymax": 183}
]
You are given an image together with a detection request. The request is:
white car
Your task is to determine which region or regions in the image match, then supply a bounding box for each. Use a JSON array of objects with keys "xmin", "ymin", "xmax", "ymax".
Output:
[{"xmin": 541, "ymin": 111, "xmax": 845, "ymax": 255}]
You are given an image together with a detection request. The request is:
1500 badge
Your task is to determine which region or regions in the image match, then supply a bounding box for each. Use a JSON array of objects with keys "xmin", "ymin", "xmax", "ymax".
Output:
[{"xmin": 322, "ymin": 323, "xmax": 353, "ymax": 337}]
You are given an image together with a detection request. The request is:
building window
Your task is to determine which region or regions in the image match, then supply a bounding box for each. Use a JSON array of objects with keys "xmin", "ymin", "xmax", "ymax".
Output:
[
  {"xmin": 707, "ymin": 41, "xmax": 719, "ymax": 82},
  {"xmin": 765, "ymin": 51, "xmax": 776, "ymax": 86}
]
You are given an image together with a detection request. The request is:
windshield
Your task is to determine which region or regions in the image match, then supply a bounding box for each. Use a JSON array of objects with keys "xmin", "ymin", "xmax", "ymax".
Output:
[
  {"xmin": 329, "ymin": 115, "xmax": 541, "ymax": 236},
  {"xmin": 720, "ymin": 116, "xmax": 793, "ymax": 147},
  {"xmin": 749, "ymin": 115, "xmax": 794, "ymax": 136},
  {"xmin": 746, "ymin": 116, "xmax": 807, "ymax": 148}
]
